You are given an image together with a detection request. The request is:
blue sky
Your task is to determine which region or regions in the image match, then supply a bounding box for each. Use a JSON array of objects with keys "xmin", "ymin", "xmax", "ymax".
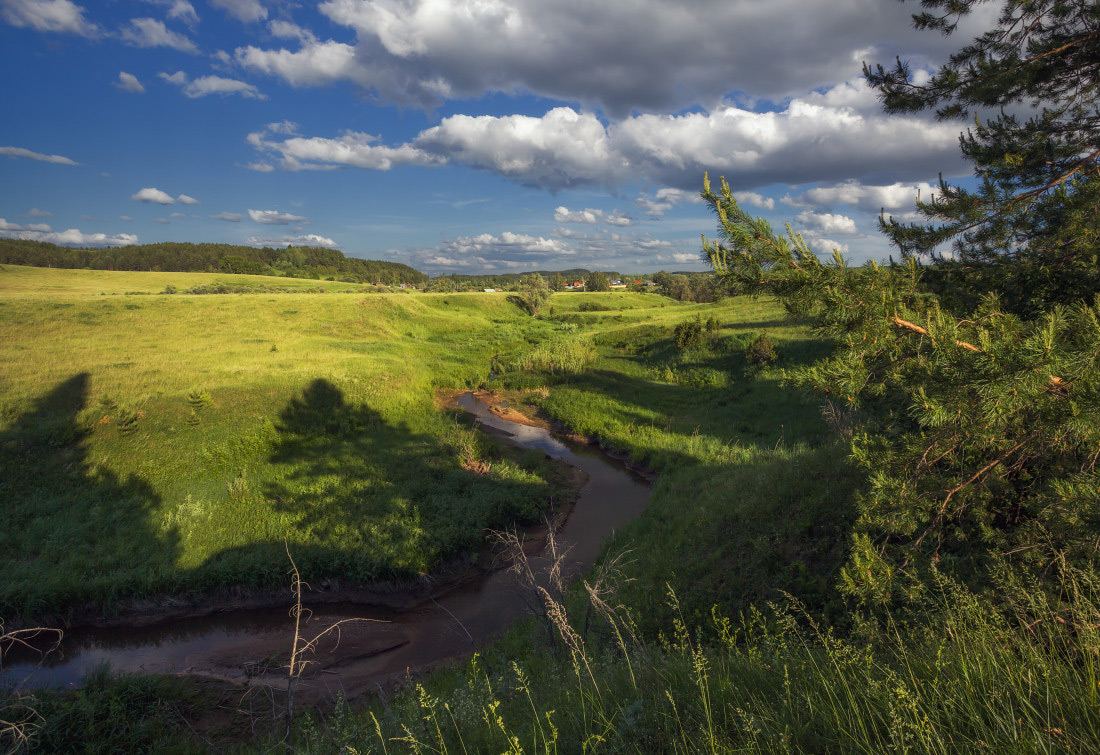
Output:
[{"xmin": 0, "ymin": 0, "xmax": 989, "ymax": 275}]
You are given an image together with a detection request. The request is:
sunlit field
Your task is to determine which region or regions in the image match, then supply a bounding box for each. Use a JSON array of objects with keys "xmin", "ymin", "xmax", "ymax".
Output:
[{"xmin": 0, "ymin": 266, "xmax": 615, "ymax": 617}]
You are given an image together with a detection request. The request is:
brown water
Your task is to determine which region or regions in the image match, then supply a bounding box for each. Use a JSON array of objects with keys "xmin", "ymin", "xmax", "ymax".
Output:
[{"xmin": 1, "ymin": 393, "xmax": 651, "ymax": 701}]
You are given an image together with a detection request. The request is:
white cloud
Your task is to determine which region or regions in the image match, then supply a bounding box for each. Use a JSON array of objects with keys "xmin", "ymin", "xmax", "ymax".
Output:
[
  {"xmin": 733, "ymin": 191, "xmax": 774, "ymax": 210},
  {"xmin": 160, "ymin": 70, "xmax": 264, "ymax": 99},
  {"xmin": 212, "ymin": 211, "xmax": 242, "ymax": 221},
  {"xmin": 801, "ymin": 233, "xmax": 850, "ymax": 255},
  {"xmin": 246, "ymin": 122, "xmax": 442, "ymax": 171},
  {"xmin": 120, "ymin": 17, "xmax": 198, "ymax": 53},
  {"xmin": 119, "ymin": 215, "xmax": 133, "ymax": 221},
  {"xmin": 795, "ymin": 211, "xmax": 860, "ymax": 235},
  {"xmin": 188, "ymin": 75, "xmax": 264, "ymax": 98},
  {"xmin": 158, "ymin": 70, "xmax": 187, "ymax": 85},
  {"xmin": 408, "ymin": 227, "xmax": 691, "ymax": 274},
  {"xmin": 604, "ymin": 211, "xmax": 634, "ymax": 227},
  {"xmin": 141, "ymin": 0, "xmax": 198, "ymax": 26},
  {"xmin": 234, "ymin": 39, "xmax": 369, "ymax": 88},
  {"xmin": 424, "ymin": 232, "xmax": 570, "ymax": 271},
  {"xmin": 554, "ymin": 206, "xmax": 634, "ymax": 227},
  {"xmin": 169, "ymin": 212, "xmax": 187, "ymax": 218},
  {"xmin": 0, "ymin": 218, "xmax": 138, "ymax": 246},
  {"xmin": 116, "ymin": 71, "xmax": 145, "ymax": 93},
  {"xmin": 415, "ymin": 108, "xmax": 626, "ymax": 190},
  {"xmin": 554, "ymin": 206, "xmax": 600, "ymax": 225},
  {"xmin": 167, "ymin": 0, "xmax": 197, "ymax": 25},
  {"xmin": 248, "ymin": 81, "xmax": 964, "ymax": 193},
  {"xmin": 0, "ymin": 145, "xmax": 79, "ymax": 165},
  {"xmin": 248, "ymin": 209, "xmax": 306, "ymax": 225},
  {"xmin": 800, "ymin": 179, "xmax": 941, "ymax": 213},
  {"xmin": 226, "ymin": 0, "xmax": 997, "ymax": 115},
  {"xmin": 635, "ymin": 187, "xmax": 698, "ymax": 217},
  {"xmin": 23, "ymin": 207, "xmax": 52, "ymax": 217},
  {"xmin": 177, "ymin": 193, "xmax": 199, "ymax": 204},
  {"xmin": 210, "ymin": 0, "xmax": 266, "ymax": 23},
  {"xmin": 0, "ymin": 0, "xmax": 97, "ymax": 36},
  {"xmin": 131, "ymin": 187, "xmax": 175, "ymax": 204},
  {"xmin": 246, "ymin": 233, "xmax": 337, "ymax": 247}
]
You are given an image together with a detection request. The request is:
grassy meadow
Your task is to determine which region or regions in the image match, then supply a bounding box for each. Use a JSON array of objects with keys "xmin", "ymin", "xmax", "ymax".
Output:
[
  {"xmin": 8, "ymin": 263, "xmax": 1095, "ymax": 752},
  {"xmin": 0, "ymin": 265, "xmax": 604, "ymax": 617}
]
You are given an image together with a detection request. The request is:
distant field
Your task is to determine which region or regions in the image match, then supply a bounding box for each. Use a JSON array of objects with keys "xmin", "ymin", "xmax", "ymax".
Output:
[
  {"xmin": 0, "ymin": 263, "xmax": 381, "ymax": 296},
  {"xmin": 0, "ymin": 266, "xmax": 611, "ymax": 618}
]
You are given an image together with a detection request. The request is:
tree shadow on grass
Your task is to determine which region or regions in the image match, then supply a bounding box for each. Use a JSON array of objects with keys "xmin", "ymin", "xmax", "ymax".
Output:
[
  {"xmin": 218, "ymin": 378, "xmax": 555, "ymax": 585},
  {"xmin": 0, "ymin": 373, "xmax": 177, "ymax": 618}
]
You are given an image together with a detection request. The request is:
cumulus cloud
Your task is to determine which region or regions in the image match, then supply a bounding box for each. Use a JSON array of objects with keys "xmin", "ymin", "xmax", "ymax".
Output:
[
  {"xmin": 248, "ymin": 209, "xmax": 306, "ymax": 225},
  {"xmin": 227, "ymin": 0, "xmax": 996, "ymax": 115},
  {"xmin": 166, "ymin": 0, "xmax": 197, "ymax": 25},
  {"xmin": 246, "ymin": 122, "xmax": 442, "ymax": 171},
  {"xmin": 733, "ymin": 191, "xmax": 775, "ymax": 210},
  {"xmin": 802, "ymin": 234, "xmax": 851, "ymax": 256},
  {"xmin": 406, "ymin": 226, "xmax": 693, "ymax": 274},
  {"xmin": 794, "ymin": 210, "xmax": 860, "ymax": 236},
  {"xmin": 635, "ymin": 188, "xmax": 699, "ymax": 217},
  {"xmin": 131, "ymin": 187, "xmax": 175, "ymax": 204},
  {"xmin": 119, "ymin": 17, "xmax": 198, "ymax": 52},
  {"xmin": 116, "ymin": 71, "xmax": 145, "ymax": 93},
  {"xmin": 0, "ymin": 0, "xmax": 97, "ymax": 36},
  {"xmin": 800, "ymin": 179, "xmax": 941, "ymax": 214},
  {"xmin": 210, "ymin": 0, "xmax": 266, "ymax": 23},
  {"xmin": 246, "ymin": 233, "xmax": 337, "ymax": 247},
  {"xmin": 160, "ymin": 70, "xmax": 264, "ymax": 98},
  {"xmin": 141, "ymin": 0, "xmax": 198, "ymax": 26},
  {"xmin": 247, "ymin": 81, "xmax": 964, "ymax": 193},
  {"xmin": 177, "ymin": 193, "xmax": 199, "ymax": 204},
  {"xmin": 554, "ymin": 206, "xmax": 634, "ymax": 227},
  {"xmin": 554, "ymin": 206, "xmax": 600, "ymax": 225},
  {"xmin": 0, "ymin": 218, "xmax": 138, "ymax": 246},
  {"xmin": 420, "ymin": 232, "xmax": 570, "ymax": 271},
  {"xmin": 23, "ymin": 207, "xmax": 52, "ymax": 217},
  {"xmin": 212, "ymin": 211, "xmax": 242, "ymax": 221},
  {"xmin": 0, "ymin": 145, "xmax": 79, "ymax": 165}
]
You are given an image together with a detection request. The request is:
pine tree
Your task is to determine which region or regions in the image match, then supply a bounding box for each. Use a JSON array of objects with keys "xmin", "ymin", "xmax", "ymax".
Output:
[
  {"xmin": 702, "ymin": 0, "xmax": 1100, "ymax": 603},
  {"xmin": 866, "ymin": 0, "xmax": 1100, "ymax": 317}
]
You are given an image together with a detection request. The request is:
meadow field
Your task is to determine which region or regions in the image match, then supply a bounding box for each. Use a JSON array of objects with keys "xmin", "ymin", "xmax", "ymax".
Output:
[
  {"xmin": 9, "ymin": 263, "xmax": 1096, "ymax": 753},
  {"xmin": 0, "ymin": 265, "xmax": 601, "ymax": 618}
]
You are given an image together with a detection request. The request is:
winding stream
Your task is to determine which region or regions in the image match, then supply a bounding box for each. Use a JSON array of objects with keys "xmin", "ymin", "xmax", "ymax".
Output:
[{"xmin": 2, "ymin": 393, "xmax": 651, "ymax": 701}]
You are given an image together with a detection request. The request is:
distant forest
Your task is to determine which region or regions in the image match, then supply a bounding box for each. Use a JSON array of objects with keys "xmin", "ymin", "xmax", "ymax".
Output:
[{"xmin": 0, "ymin": 239, "xmax": 428, "ymax": 285}]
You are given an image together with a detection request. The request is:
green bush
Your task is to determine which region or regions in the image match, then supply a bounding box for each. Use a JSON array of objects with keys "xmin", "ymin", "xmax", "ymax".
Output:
[
  {"xmin": 674, "ymin": 317, "xmax": 704, "ymax": 350},
  {"xmin": 744, "ymin": 334, "xmax": 777, "ymax": 366}
]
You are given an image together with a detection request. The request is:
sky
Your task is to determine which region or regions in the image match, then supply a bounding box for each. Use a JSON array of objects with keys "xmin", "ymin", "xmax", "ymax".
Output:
[{"xmin": 0, "ymin": 0, "xmax": 993, "ymax": 275}]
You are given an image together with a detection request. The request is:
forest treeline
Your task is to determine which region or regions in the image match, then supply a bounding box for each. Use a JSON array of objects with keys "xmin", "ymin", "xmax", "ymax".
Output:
[{"xmin": 0, "ymin": 238, "xmax": 428, "ymax": 285}]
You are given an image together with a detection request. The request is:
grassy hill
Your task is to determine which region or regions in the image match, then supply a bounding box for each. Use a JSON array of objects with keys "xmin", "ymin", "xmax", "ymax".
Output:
[
  {"xmin": 5, "ymin": 266, "xmax": 1099, "ymax": 752},
  {"xmin": 0, "ymin": 267, "xmax": 587, "ymax": 616}
]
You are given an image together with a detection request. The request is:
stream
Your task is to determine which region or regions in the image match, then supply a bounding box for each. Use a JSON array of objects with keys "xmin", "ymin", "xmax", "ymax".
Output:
[{"xmin": 1, "ymin": 392, "xmax": 651, "ymax": 702}]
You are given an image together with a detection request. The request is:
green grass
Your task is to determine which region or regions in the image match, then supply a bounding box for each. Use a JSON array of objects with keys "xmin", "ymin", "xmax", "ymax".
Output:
[
  {"xmin": 296, "ymin": 572, "xmax": 1100, "ymax": 753},
  {"xmin": 5, "ymin": 266, "xmax": 1093, "ymax": 752},
  {"xmin": 0, "ymin": 267, "xmax": 664, "ymax": 618},
  {"xmin": 0, "ymin": 262, "xmax": 372, "ymax": 296}
]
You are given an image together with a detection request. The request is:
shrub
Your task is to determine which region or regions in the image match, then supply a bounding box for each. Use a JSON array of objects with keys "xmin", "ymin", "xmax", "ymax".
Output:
[
  {"xmin": 673, "ymin": 317, "xmax": 704, "ymax": 350},
  {"xmin": 744, "ymin": 334, "xmax": 777, "ymax": 366}
]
